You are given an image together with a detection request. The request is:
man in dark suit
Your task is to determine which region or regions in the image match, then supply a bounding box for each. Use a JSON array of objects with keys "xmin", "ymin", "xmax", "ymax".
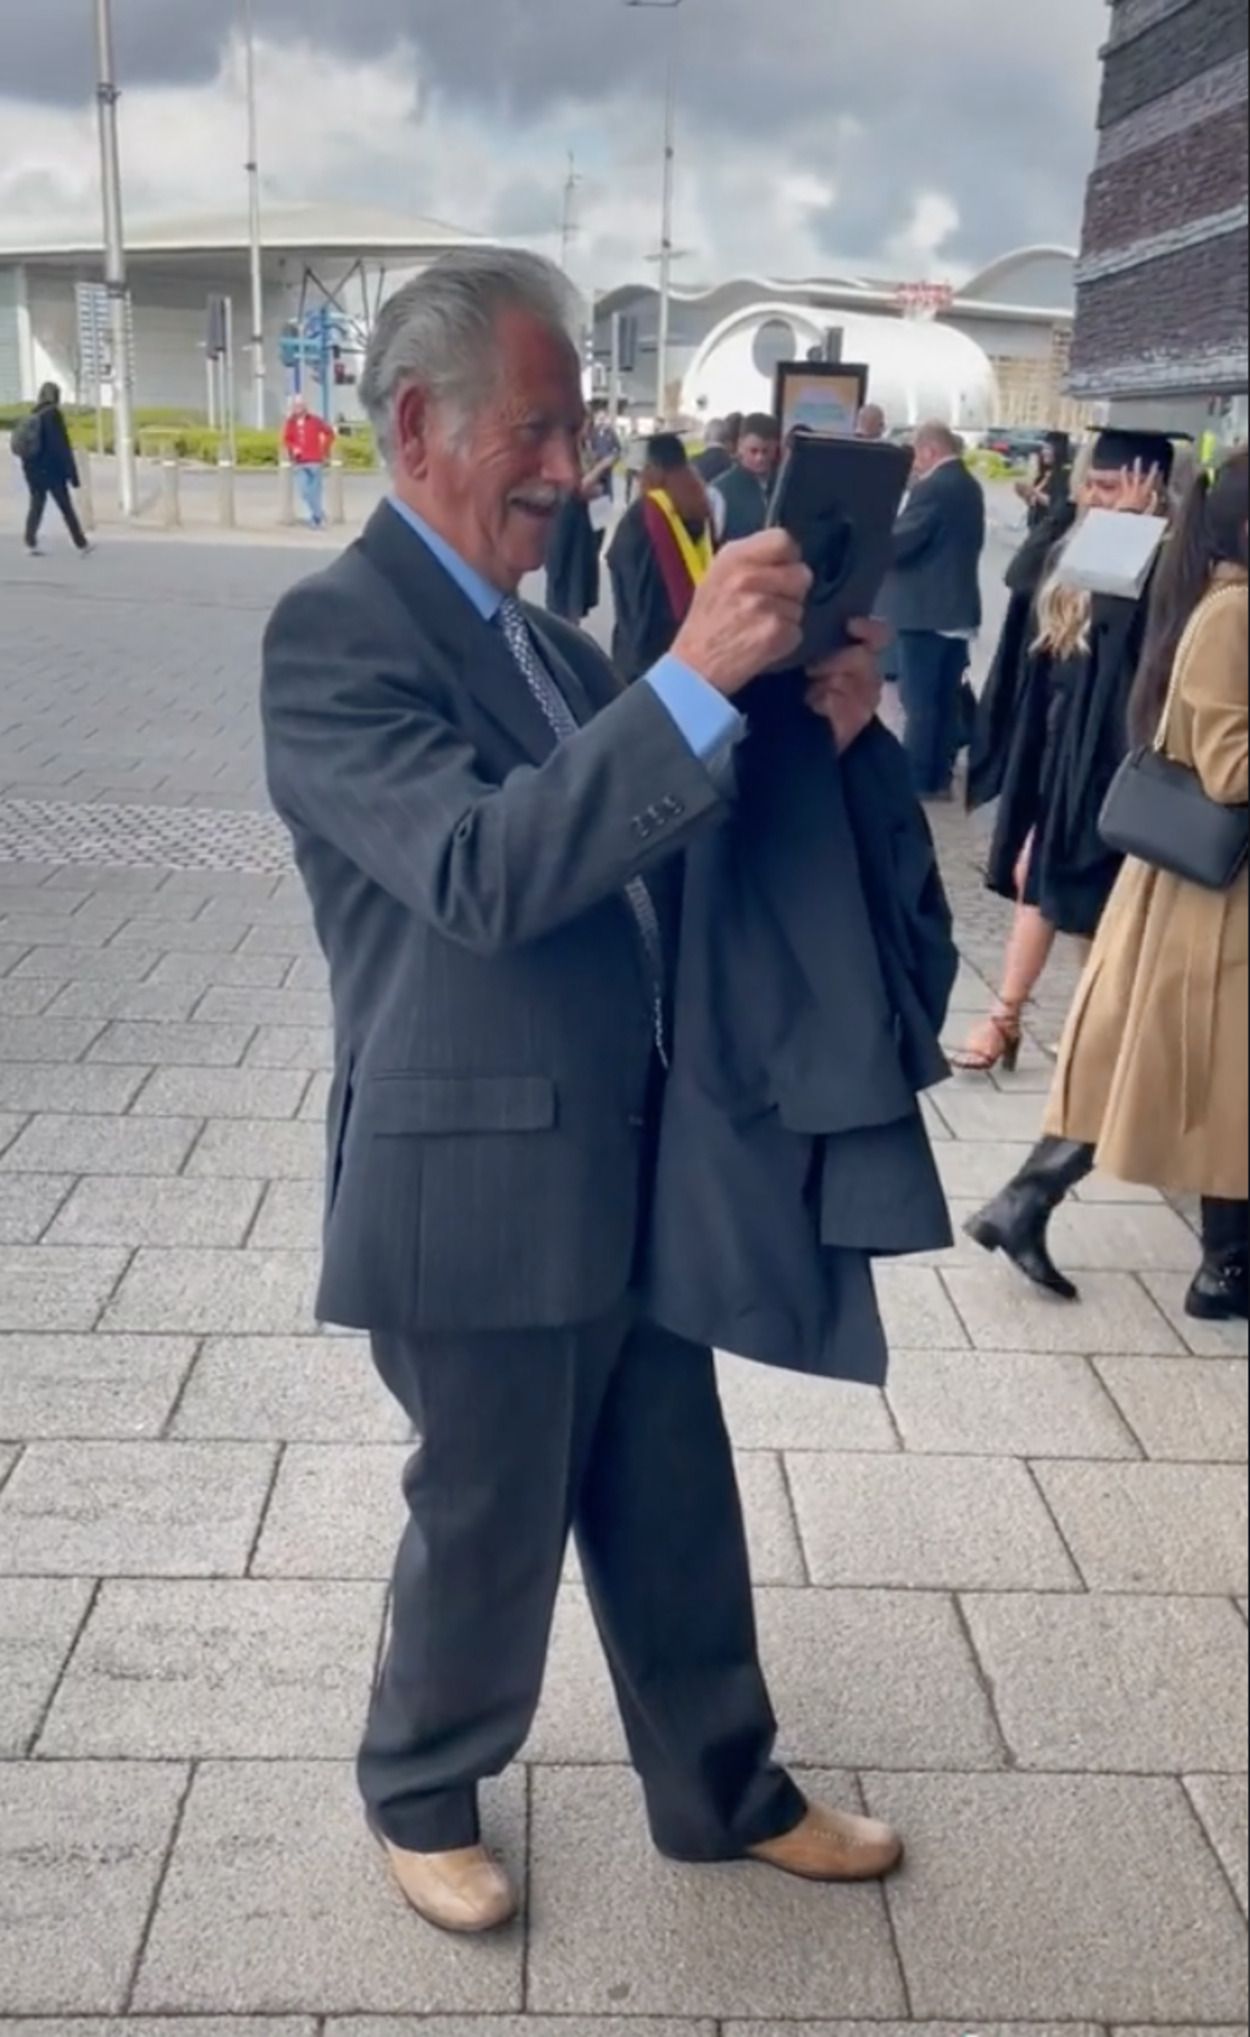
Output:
[
  {"xmin": 262, "ymin": 249, "xmax": 900, "ymax": 1939},
  {"xmin": 880, "ymin": 421, "xmax": 986, "ymax": 798}
]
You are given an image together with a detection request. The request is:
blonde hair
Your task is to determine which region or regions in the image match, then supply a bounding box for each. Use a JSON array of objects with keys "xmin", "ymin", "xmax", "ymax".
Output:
[{"xmin": 1033, "ymin": 571, "xmax": 1091, "ymax": 659}]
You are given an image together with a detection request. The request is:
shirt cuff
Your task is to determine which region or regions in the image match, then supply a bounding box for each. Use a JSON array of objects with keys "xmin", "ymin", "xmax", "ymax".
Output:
[{"xmin": 643, "ymin": 656, "xmax": 743, "ymax": 763}]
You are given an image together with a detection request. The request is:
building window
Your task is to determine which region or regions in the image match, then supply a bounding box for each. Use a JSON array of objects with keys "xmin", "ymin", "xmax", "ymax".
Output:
[{"xmin": 752, "ymin": 317, "xmax": 799, "ymax": 380}]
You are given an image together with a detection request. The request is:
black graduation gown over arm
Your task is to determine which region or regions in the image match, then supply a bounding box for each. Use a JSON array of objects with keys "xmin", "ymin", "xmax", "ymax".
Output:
[
  {"xmin": 607, "ymin": 500, "xmax": 679, "ymax": 684},
  {"xmin": 967, "ymin": 498, "xmax": 1077, "ymax": 813},
  {"xmin": 545, "ymin": 495, "xmax": 601, "ymax": 625}
]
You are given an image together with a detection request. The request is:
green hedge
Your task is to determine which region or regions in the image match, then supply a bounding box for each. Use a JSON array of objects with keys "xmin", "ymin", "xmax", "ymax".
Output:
[{"xmin": 5, "ymin": 403, "xmax": 376, "ymax": 470}]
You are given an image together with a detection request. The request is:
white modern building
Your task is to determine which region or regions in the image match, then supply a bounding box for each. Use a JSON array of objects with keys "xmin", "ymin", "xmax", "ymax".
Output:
[
  {"xmin": 594, "ymin": 246, "xmax": 1091, "ymax": 428},
  {"xmin": 0, "ymin": 203, "xmax": 490, "ymax": 424}
]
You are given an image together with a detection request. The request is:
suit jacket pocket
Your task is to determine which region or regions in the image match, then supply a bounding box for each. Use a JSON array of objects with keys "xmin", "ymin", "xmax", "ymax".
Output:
[{"xmin": 366, "ymin": 1072, "xmax": 558, "ymax": 1136}]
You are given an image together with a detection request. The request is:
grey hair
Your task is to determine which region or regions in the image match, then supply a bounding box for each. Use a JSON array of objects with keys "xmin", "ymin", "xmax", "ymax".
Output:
[
  {"xmin": 914, "ymin": 420, "xmax": 964, "ymax": 459},
  {"xmin": 360, "ymin": 248, "xmax": 580, "ymax": 467}
]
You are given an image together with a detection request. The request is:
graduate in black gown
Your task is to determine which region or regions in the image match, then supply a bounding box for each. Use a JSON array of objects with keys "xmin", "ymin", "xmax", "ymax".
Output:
[
  {"xmin": 953, "ymin": 430, "xmax": 1174, "ymax": 1074},
  {"xmin": 607, "ymin": 434, "xmax": 713, "ymax": 683},
  {"xmin": 545, "ymin": 432, "xmax": 617, "ymax": 625}
]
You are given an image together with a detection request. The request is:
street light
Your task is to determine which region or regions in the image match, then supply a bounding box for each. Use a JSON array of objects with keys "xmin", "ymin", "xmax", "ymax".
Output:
[
  {"xmin": 242, "ymin": 0, "xmax": 267, "ymax": 429},
  {"xmin": 93, "ymin": 0, "xmax": 136, "ymax": 515},
  {"xmin": 626, "ymin": 0, "xmax": 684, "ymax": 421}
]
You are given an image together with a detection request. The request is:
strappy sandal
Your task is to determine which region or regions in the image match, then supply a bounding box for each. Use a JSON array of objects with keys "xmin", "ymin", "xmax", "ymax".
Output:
[{"xmin": 951, "ymin": 1000, "xmax": 1026, "ymax": 1075}]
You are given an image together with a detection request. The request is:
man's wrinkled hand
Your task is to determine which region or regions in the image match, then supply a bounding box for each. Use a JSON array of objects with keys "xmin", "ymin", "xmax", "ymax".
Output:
[
  {"xmin": 671, "ymin": 529, "xmax": 813, "ymax": 698},
  {"xmin": 805, "ymin": 619, "xmax": 886, "ymax": 753}
]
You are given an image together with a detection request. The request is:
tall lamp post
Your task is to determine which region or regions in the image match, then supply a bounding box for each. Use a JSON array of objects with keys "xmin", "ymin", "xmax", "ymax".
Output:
[
  {"xmin": 626, "ymin": 0, "xmax": 684, "ymax": 421},
  {"xmin": 242, "ymin": 0, "xmax": 267, "ymax": 428},
  {"xmin": 93, "ymin": 0, "xmax": 136, "ymax": 514}
]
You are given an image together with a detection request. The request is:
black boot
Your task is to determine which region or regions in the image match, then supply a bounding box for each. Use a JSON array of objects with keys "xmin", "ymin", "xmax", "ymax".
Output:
[
  {"xmin": 1186, "ymin": 1200, "xmax": 1249, "ymax": 1322},
  {"xmin": 964, "ymin": 1139, "xmax": 1096, "ymax": 1301}
]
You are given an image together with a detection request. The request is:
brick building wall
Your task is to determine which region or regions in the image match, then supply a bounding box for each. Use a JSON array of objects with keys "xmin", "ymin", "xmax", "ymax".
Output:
[{"xmin": 1070, "ymin": 0, "xmax": 1249, "ymax": 401}]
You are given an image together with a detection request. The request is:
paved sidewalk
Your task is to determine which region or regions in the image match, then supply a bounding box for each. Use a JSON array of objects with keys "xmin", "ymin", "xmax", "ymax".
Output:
[{"xmin": 0, "ymin": 536, "xmax": 1246, "ymax": 2030}]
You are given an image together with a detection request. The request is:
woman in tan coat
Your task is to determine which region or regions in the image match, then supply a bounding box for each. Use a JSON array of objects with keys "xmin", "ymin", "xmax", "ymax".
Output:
[{"xmin": 969, "ymin": 448, "xmax": 1249, "ymax": 1320}]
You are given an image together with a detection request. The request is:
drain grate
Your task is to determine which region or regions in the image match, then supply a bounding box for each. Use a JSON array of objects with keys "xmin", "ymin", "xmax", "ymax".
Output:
[{"xmin": 0, "ymin": 798, "xmax": 293, "ymax": 874}]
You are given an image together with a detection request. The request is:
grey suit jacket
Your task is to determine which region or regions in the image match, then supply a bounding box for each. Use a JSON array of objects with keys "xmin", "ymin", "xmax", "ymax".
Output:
[{"xmin": 261, "ymin": 504, "xmax": 724, "ymax": 1335}]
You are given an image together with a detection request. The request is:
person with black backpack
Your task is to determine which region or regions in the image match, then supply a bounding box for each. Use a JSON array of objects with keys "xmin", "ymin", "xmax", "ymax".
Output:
[{"xmin": 11, "ymin": 383, "xmax": 91, "ymax": 557}]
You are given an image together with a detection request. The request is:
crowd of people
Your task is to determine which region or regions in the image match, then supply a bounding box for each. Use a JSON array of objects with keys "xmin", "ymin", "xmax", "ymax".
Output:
[{"xmin": 558, "ymin": 391, "xmax": 1246, "ymax": 1326}]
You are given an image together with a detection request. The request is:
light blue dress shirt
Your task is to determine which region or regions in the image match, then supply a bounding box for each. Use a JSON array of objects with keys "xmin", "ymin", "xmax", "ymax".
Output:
[{"xmin": 387, "ymin": 497, "xmax": 740, "ymax": 763}]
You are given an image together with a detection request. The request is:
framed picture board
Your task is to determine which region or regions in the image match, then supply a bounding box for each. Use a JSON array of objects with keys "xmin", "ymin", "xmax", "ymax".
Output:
[{"xmin": 774, "ymin": 360, "xmax": 869, "ymax": 440}]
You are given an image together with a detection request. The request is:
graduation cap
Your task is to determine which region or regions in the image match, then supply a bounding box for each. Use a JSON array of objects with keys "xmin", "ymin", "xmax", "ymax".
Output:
[{"xmin": 1090, "ymin": 429, "xmax": 1176, "ymax": 482}]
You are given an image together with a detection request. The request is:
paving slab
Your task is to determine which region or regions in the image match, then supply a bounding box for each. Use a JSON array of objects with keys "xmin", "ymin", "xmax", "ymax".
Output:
[
  {"xmin": 0, "ymin": 1114, "xmax": 26, "ymax": 1158},
  {"xmin": 110, "ymin": 916, "xmax": 256, "ymax": 955},
  {"xmin": 733, "ymin": 1451, "xmax": 806, "ymax": 1583},
  {"xmin": 0, "ymin": 1332, "xmax": 193, "ymax": 1438},
  {"xmin": 886, "ymin": 1347, "xmax": 1139, "ymax": 1458},
  {"xmin": 330, "ymin": 2024, "xmax": 705, "ymax": 2037},
  {"xmin": 530, "ymin": 1584, "xmax": 1003, "ymax": 1770},
  {"xmin": 0, "ymin": 1439, "xmax": 275, "ymax": 1575},
  {"xmin": 186, "ymin": 1119, "xmax": 326, "ymax": 1179},
  {"xmin": 85, "ymin": 1019, "xmax": 257, "ymax": 1067},
  {"xmin": 0, "ymin": 1061, "xmax": 148, "ymax": 1113},
  {"xmin": 964, "ymin": 1592, "xmax": 1248, "ymax": 1771},
  {"xmin": 0, "ymin": 1576, "xmax": 93, "ymax": 1755},
  {"xmin": 942, "ymin": 1266, "xmax": 1184, "ymax": 1354},
  {"xmin": 0, "ymin": 1244, "xmax": 128, "ymax": 1331},
  {"xmin": 39, "ymin": 1577, "xmax": 385, "ymax": 1758},
  {"xmin": 102, "ymin": 1246, "xmax": 320, "ymax": 1334},
  {"xmin": 11, "ymin": 943, "xmax": 163, "ymax": 983},
  {"xmin": 132, "ymin": 1762, "xmax": 524, "ymax": 2014},
  {"xmin": 45, "ymin": 980, "xmax": 203, "ymax": 1021},
  {"xmin": 0, "ymin": 1172, "xmax": 73, "ymax": 1244},
  {"xmin": 145, "ymin": 951, "xmax": 292, "ymax": 991},
  {"xmin": 0, "ymin": 1759, "xmax": 187, "ymax": 2012},
  {"xmin": 715, "ymin": 1352, "xmax": 897, "ymax": 1452},
  {"xmin": 0, "ymin": 2021, "xmax": 313, "ymax": 2037},
  {"xmin": 933, "ymin": 1083, "xmax": 1056, "ymax": 1144},
  {"xmin": 193, "ymin": 986, "xmax": 331, "ymax": 1028},
  {"xmin": 298, "ymin": 1070, "xmax": 332, "ymax": 1120},
  {"xmin": 0, "ymin": 914, "xmax": 121, "ymax": 950},
  {"xmin": 0, "ymin": 976, "xmax": 61, "ymax": 1016},
  {"xmin": 0, "ymin": 1113, "xmax": 200, "ymax": 1177},
  {"xmin": 785, "ymin": 1451, "xmax": 1079, "ymax": 1590},
  {"xmin": 1035, "ymin": 1461, "xmax": 1249, "ymax": 1594},
  {"xmin": 737, "ymin": 2027, "xmax": 1100, "ymax": 2037},
  {"xmin": 1140, "ymin": 1272, "xmax": 1250, "ymax": 1357},
  {"xmin": 528, "ymin": 1765, "xmax": 905, "ymax": 2018},
  {"xmin": 864, "ymin": 1771, "xmax": 1250, "ymax": 2021},
  {"xmin": 131, "ymin": 1066, "xmax": 311, "ymax": 1119},
  {"xmin": 248, "ymin": 1177, "xmax": 325, "ymax": 1249},
  {"xmin": 872, "ymin": 1264, "xmax": 971, "ymax": 1348},
  {"xmin": 173, "ymin": 1334, "xmax": 408, "ymax": 1441},
  {"xmin": 47, "ymin": 1176, "xmax": 265, "ymax": 1248},
  {"xmin": 251, "ymin": 1443, "xmax": 410, "ymax": 1577},
  {"xmin": 1096, "ymin": 1354, "xmax": 1249, "ymax": 1462},
  {"xmin": 1186, "ymin": 1773, "xmax": 1249, "ymax": 1912},
  {"xmin": 244, "ymin": 1023, "xmax": 335, "ymax": 1069}
]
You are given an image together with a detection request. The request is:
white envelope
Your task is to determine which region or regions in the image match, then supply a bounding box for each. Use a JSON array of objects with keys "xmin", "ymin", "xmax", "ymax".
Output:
[{"xmin": 1054, "ymin": 509, "xmax": 1169, "ymax": 600}]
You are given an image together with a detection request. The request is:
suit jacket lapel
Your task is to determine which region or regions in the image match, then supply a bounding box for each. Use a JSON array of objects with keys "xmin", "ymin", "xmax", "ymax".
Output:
[{"xmin": 357, "ymin": 505, "xmax": 558, "ymax": 766}]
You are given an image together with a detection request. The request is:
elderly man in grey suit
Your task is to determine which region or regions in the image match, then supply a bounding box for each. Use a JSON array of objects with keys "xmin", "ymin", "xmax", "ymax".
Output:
[{"xmin": 262, "ymin": 248, "xmax": 901, "ymax": 1938}]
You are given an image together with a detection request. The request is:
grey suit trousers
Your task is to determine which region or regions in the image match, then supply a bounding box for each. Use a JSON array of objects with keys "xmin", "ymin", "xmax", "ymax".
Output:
[{"xmin": 359, "ymin": 1305, "xmax": 804, "ymax": 1861}]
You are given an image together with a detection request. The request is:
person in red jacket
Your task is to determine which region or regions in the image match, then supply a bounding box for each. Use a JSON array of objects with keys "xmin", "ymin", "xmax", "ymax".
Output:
[{"xmin": 283, "ymin": 397, "xmax": 336, "ymax": 528}]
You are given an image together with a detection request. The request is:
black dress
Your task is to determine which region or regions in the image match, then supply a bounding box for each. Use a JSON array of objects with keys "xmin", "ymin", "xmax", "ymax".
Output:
[{"xmin": 981, "ymin": 589, "xmax": 1152, "ymax": 939}]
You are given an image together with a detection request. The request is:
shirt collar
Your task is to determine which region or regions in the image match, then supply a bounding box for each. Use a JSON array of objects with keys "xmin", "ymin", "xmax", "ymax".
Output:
[{"xmin": 387, "ymin": 497, "xmax": 506, "ymax": 621}]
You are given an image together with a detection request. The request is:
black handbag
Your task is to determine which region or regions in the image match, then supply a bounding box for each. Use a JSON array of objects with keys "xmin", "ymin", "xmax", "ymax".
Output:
[{"xmin": 1099, "ymin": 587, "xmax": 1249, "ymax": 892}]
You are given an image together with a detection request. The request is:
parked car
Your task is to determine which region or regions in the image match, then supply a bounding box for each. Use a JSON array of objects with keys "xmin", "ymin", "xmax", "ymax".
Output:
[{"xmin": 984, "ymin": 426, "xmax": 1048, "ymax": 465}]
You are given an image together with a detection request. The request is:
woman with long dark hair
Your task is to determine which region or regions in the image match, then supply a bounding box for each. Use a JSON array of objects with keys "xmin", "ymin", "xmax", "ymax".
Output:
[{"xmin": 969, "ymin": 448, "xmax": 1249, "ymax": 1319}]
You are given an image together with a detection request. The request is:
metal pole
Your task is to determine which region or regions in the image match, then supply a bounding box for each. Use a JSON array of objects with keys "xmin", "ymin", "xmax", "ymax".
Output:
[
  {"xmin": 560, "ymin": 153, "xmax": 579, "ymax": 276},
  {"xmin": 242, "ymin": 0, "xmax": 267, "ymax": 429},
  {"xmin": 93, "ymin": 0, "xmax": 136, "ymax": 515},
  {"xmin": 224, "ymin": 295, "xmax": 237, "ymax": 463},
  {"xmin": 610, "ymin": 311, "xmax": 623, "ymax": 423},
  {"xmin": 656, "ymin": 8, "xmax": 680, "ymax": 423}
]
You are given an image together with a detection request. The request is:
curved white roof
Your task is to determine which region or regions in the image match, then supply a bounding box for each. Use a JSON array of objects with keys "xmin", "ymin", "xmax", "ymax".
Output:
[
  {"xmin": 0, "ymin": 202, "xmax": 487, "ymax": 266},
  {"xmin": 683, "ymin": 301, "xmax": 1000, "ymax": 433}
]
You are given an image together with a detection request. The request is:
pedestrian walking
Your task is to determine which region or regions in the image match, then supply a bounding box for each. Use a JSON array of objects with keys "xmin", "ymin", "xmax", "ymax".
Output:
[
  {"xmin": 262, "ymin": 248, "xmax": 903, "ymax": 1942},
  {"xmin": 12, "ymin": 383, "xmax": 91, "ymax": 557},
  {"xmin": 283, "ymin": 397, "xmax": 336, "ymax": 528},
  {"xmin": 710, "ymin": 412, "xmax": 781, "ymax": 543},
  {"xmin": 956, "ymin": 433, "xmax": 1172, "ymax": 1072},
  {"xmin": 693, "ymin": 412, "xmax": 742, "ymax": 483},
  {"xmin": 968, "ymin": 448, "xmax": 1248, "ymax": 1320},
  {"xmin": 878, "ymin": 421, "xmax": 986, "ymax": 800}
]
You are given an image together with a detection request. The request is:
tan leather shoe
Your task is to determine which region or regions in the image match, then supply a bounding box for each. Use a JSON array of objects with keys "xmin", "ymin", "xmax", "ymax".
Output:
[
  {"xmin": 749, "ymin": 1802, "xmax": 904, "ymax": 1883},
  {"xmin": 380, "ymin": 1837, "xmax": 520, "ymax": 1935}
]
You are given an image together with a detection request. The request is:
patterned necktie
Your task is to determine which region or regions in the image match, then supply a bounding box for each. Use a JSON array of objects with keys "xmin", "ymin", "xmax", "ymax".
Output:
[{"xmin": 496, "ymin": 596, "xmax": 668, "ymax": 1063}]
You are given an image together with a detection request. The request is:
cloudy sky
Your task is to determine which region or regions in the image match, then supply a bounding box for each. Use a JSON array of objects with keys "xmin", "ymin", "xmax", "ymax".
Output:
[{"xmin": 0, "ymin": 0, "xmax": 1104, "ymax": 285}]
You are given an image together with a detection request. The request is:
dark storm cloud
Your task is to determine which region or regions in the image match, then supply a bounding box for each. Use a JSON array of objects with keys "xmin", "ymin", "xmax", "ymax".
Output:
[{"xmin": 5, "ymin": 0, "xmax": 1102, "ymax": 266}]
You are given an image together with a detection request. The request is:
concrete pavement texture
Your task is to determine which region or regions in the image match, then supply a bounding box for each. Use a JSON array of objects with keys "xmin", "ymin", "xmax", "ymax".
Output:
[{"xmin": 0, "ymin": 527, "xmax": 1246, "ymax": 2029}]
